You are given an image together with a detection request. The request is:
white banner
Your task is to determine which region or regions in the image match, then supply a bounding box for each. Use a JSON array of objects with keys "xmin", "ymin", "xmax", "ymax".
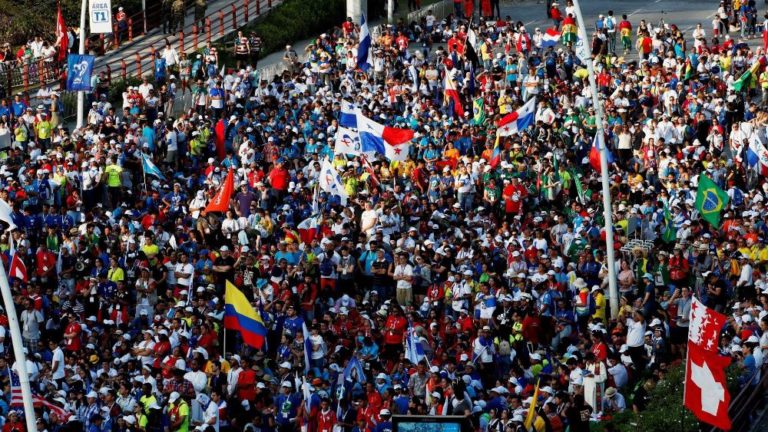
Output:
[{"xmin": 89, "ymin": 0, "xmax": 113, "ymax": 34}]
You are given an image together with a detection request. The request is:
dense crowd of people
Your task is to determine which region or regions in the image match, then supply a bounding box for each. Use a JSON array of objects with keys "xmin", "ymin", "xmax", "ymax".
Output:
[{"xmin": 0, "ymin": 1, "xmax": 767, "ymax": 432}]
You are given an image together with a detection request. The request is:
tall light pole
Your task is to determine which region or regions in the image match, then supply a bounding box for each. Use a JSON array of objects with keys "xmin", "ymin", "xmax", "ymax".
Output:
[
  {"xmin": 76, "ymin": 0, "xmax": 87, "ymax": 128},
  {"xmin": 572, "ymin": 0, "xmax": 619, "ymax": 318}
]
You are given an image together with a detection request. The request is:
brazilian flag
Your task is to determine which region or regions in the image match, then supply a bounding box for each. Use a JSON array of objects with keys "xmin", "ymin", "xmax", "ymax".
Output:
[
  {"xmin": 472, "ymin": 98, "xmax": 485, "ymax": 125},
  {"xmin": 661, "ymin": 204, "xmax": 676, "ymax": 243},
  {"xmin": 694, "ymin": 175, "xmax": 729, "ymax": 227}
]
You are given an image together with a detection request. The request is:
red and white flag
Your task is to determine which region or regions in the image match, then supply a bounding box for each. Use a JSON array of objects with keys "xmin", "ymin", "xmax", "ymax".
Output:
[
  {"xmin": 684, "ymin": 343, "xmax": 732, "ymax": 430},
  {"xmin": 688, "ymin": 296, "xmax": 727, "ymax": 352},
  {"xmin": 55, "ymin": 3, "xmax": 68, "ymax": 62},
  {"xmin": 9, "ymin": 253, "xmax": 27, "ymax": 282}
]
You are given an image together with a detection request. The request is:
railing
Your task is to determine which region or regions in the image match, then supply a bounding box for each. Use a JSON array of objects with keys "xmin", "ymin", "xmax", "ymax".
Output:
[
  {"xmin": 406, "ymin": 0, "xmax": 453, "ymax": 24},
  {"xmin": 708, "ymin": 363, "xmax": 768, "ymax": 432},
  {"xmin": 0, "ymin": 58, "xmax": 62, "ymax": 95}
]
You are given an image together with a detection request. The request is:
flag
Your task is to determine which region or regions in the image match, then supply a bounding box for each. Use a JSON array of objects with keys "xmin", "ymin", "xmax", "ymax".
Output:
[
  {"xmin": 339, "ymin": 101, "xmax": 358, "ymax": 128},
  {"xmin": 204, "ymin": 169, "xmax": 234, "ymax": 213},
  {"xmin": 561, "ymin": 16, "xmax": 578, "ymax": 44},
  {"xmin": 497, "ymin": 97, "xmax": 536, "ymax": 136},
  {"xmin": 468, "ymin": 65, "xmax": 476, "ymax": 97},
  {"xmin": 489, "ymin": 135, "xmax": 502, "ymax": 168},
  {"xmin": 732, "ymin": 58, "xmax": 763, "ymax": 92},
  {"xmin": 214, "ymin": 119, "xmax": 226, "ymax": 160},
  {"xmin": 297, "ymin": 215, "xmax": 320, "ymax": 244},
  {"xmin": 688, "ymin": 296, "xmax": 727, "ymax": 352},
  {"xmin": 302, "ymin": 322, "xmax": 312, "ymax": 373},
  {"xmin": 684, "ymin": 343, "xmax": 732, "ymax": 430},
  {"xmin": 334, "ymin": 126, "xmax": 362, "ymax": 156},
  {"xmin": 141, "ymin": 154, "xmax": 166, "ymax": 181},
  {"xmin": 472, "ymin": 97, "xmax": 485, "ymax": 125},
  {"xmin": 56, "ymin": 3, "xmax": 67, "ymax": 62},
  {"xmin": 589, "ymin": 133, "xmax": 615, "ymax": 173},
  {"xmin": 694, "ymin": 175, "xmax": 729, "ymax": 227},
  {"xmin": 524, "ymin": 379, "xmax": 541, "ymax": 429},
  {"xmin": 661, "ymin": 204, "xmax": 677, "ymax": 243},
  {"xmin": 542, "ymin": 28, "xmax": 560, "ymax": 48},
  {"xmin": 404, "ymin": 324, "xmax": 426, "ymax": 365},
  {"xmin": 385, "ymin": 142, "xmax": 410, "ymax": 162},
  {"xmin": 444, "ymin": 71, "xmax": 464, "ymax": 117},
  {"xmin": 464, "ymin": 28, "xmax": 479, "ymax": 67},
  {"xmin": 343, "ymin": 356, "xmax": 367, "ymax": 383},
  {"xmin": 223, "ymin": 280, "xmax": 267, "ymax": 348},
  {"xmin": 9, "ymin": 253, "xmax": 27, "ymax": 282},
  {"xmin": 683, "ymin": 58, "xmax": 694, "ymax": 81},
  {"xmin": 357, "ymin": 14, "xmax": 372, "ymax": 71},
  {"xmin": 571, "ymin": 169, "xmax": 586, "ymax": 204},
  {"xmin": 747, "ymin": 134, "xmax": 768, "ymax": 176},
  {"xmin": 360, "ymin": 155, "xmax": 380, "ymax": 188},
  {"xmin": 66, "ymin": 54, "xmax": 95, "ymax": 91},
  {"xmin": 355, "ymin": 111, "xmax": 414, "ymax": 155},
  {"xmin": 283, "ymin": 228, "xmax": 299, "ymax": 244},
  {"xmin": 318, "ymin": 158, "xmax": 349, "ymax": 205},
  {"xmin": 10, "ymin": 370, "xmax": 69, "ymax": 421},
  {"xmin": 0, "ymin": 199, "xmax": 15, "ymax": 230},
  {"xmin": 168, "ymin": 235, "xmax": 178, "ymax": 250}
]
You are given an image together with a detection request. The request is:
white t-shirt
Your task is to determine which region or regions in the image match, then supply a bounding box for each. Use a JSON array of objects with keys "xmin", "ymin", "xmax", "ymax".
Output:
[
  {"xmin": 51, "ymin": 347, "xmax": 65, "ymax": 380},
  {"xmin": 394, "ymin": 264, "xmax": 413, "ymax": 290},
  {"xmin": 175, "ymin": 262, "xmax": 194, "ymax": 288}
]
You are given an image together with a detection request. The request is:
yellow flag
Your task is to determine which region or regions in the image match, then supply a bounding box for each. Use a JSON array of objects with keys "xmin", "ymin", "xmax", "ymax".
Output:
[{"xmin": 524, "ymin": 378, "xmax": 540, "ymax": 430}]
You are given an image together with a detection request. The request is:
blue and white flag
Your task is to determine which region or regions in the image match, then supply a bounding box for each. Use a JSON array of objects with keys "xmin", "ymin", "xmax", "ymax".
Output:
[
  {"xmin": 343, "ymin": 356, "xmax": 367, "ymax": 383},
  {"xmin": 357, "ymin": 14, "xmax": 372, "ymax": 71},
  {"xmin": 302, "ymin": 322, "xmax": 312, "ymax": 374},
  {"xmin": 141, "ymin": 154, "xmax": 166, "ymax": 181},
  {"xmin": 66, "ymin": 54, "xmax": 95, "ymax": 91},
  {"xmin": 339, "ymin": 101, "xmax": 358, "ymax": 128},
  {"xmin": 334, "ymin": 126, "xmax": 362, "ymax": 156},
  {"xmin": 405, "ymin": 324, "xmax": 426, "ymax": 365},
  {"xmin": 318, "ymin": 158, "xmax": 348, "ymax": 205}
]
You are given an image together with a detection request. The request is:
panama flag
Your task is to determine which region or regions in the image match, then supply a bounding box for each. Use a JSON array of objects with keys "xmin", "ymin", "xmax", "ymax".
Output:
[
  {"xmin": 747, "ymin": 134, "xmax": 768, "ymax": 176},
  {"xmin": 318, "ymin": 158, "xmax": 349, "ymax": 205},
  {"xmin": 404, "ymin": 323, "xmax": 426, "ymax": 365},
  {"xmin": 357, "ymin": 14, "xmax": 372, "ymax": 71},
  {"xmin": 334, "ymin": 126, "xmax": 362, "ymax": 156},
  {"xmin": 355, "ymin": 111, "xmax": 414, "ymax": 156},
  {"xmin": 142, "ymin": 154, "xmax": 166, "ymax": 181},
  {"xmin": 542, "ymin": 28, "xmax": 560, "ymax": 48},
  {"xmin": 444, "ymin": 70, "xmax": 465, "ymax": 118},
  {"xmin": 589, "ymin": 133, "xmax": 615, "ymax": 173},
  {"xmin": 339, "ymin": 101, "xmax": 358, "ymax": 128},
  {"xmin": 385, "ymin": 141, "xmax": 411, "ymax": 162},
  {"xmin": 497, "ymin": 97, "xmax": 536, "ymax": 136}
]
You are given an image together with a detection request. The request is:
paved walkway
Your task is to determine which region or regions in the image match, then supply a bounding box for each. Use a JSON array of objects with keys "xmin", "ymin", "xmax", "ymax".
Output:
[{"xmin": 93, "ymin": 0, "xmax": 283, "ymax": 78}]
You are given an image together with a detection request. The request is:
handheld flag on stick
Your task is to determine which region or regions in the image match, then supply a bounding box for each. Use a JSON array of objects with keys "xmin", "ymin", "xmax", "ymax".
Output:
[
  {"xmin": 223, "ymin": 280, "xmax": 267, "ymax": 348},
  {"xmin": 694, "ymin": 175, "xmax": 729, "ymax": 227},
  {"xmin": 141, "ymin": 154, "xmax": 166, "ymax": 181}
]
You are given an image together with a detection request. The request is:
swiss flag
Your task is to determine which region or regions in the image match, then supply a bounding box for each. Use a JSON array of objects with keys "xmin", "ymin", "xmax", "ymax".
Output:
[
  {"xmin": 9, "ymin": 253, "xmax": 27, "ymax": 282},
  {"xmin": 684, "ymin": 342, "xmax": 732, "ymax": 430},
  {"xmin": 688, "ymin": 296, "xmax": 727, "ymax": 352}
]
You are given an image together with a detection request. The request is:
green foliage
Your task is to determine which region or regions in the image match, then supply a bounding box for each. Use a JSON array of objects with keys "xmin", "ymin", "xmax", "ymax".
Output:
[
  {"xmin": 216, "ymin": 0, "xmax": 346, "ymax": 61},
  {"xmin": 0, "ymin": 0, "xmax": 142, "ymax": 47}
]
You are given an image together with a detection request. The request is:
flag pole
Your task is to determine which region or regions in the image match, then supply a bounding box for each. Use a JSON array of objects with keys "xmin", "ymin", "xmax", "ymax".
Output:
[
  {"xmin": 76, "ymin": 0, "xmax": 87, "ymax": 128},
  {"xmin": 572, "ymin": 0, "xmax": 619, "ymax": 319},
  {"xmin": 0, "ymin": 258, "xmax": 39, "ymax": 432}
]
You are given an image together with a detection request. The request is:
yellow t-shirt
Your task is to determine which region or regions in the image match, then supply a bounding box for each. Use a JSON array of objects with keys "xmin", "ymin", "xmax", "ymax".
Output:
[
  {"xmin": 592, "ymin": 292, "xmax": 607, "ymax": 323},
  {"xmin": 142, "ymin": 243, "xmax": 160, "ymax": 258},
  {"xmin": 105, "ymin": 164, "xmax": 123, "ymax": 187},
  {"xmin": 36, "ymin": 121, "xmax": 52, "ymax": 139},
  {"xmin": 108, "ymin": 267, "xmax": 125, "ymax": 283}
]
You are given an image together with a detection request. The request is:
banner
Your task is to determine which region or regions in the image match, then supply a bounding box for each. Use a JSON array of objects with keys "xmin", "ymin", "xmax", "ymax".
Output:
[
  {"xmin": 66, "ymin": 54, "xmax": 94, "ymax": 91},
  {"xmin": 89, "ymin": 0, "xmax": 113, "ymax": 34}
]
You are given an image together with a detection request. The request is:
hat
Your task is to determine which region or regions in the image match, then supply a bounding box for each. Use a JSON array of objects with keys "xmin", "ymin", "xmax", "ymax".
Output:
[
  {"xmin": 380, "ymin": 409, "xmax": 391, "ymax": 417},
  {"xmin": 605, "ymin": 387, "xmax": 617, "ymax": 398},
  {"xmin": 86, "ymin": 391, "xmax": 98, "ymax": 399},
  {"xmin": 168, "ymin": 391, "xmax": 181, "ymax": 403},
  {"xmin": 279, "ymin": 361, "xmax": 292, "ymax": 369}
]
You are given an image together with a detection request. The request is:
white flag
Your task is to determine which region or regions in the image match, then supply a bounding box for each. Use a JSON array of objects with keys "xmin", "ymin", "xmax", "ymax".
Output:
[
  {"xmin": 0, "ymin": 199, "xmax": 15, "ymax": 230},
  {"xmin": 385, "ymin": 141, "xmax": 411, "ymax": 162},
  {"xmin": 334, "ymin": 127, "xmax": 362, "ymax": 156},
  {"xmin": 318, "ymin": 159, "xmax": 349, "ymax": 205}
]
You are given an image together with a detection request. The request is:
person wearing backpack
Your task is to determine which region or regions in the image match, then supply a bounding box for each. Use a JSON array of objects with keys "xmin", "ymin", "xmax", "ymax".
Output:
[{"xmin": 317, "ymin": 240, "xmax": 341, "ymax": 299}]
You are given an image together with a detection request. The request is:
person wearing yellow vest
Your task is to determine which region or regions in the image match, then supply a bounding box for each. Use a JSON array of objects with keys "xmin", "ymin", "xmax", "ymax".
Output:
[
  {"xmin": 35, "ymin": 112, "xmax": 52, "ymax": 150},
  {"xmin": 168, "ymin": 391, "xmax": 189, "ymax": 432},
  {"xmin": 104, "ymin": 155, "xmax": 123, "ymax": 207},
  {"xmin": 14, "ymin": 117, "xmax": 30, "ymax": 149},
  {"xmin": 760, "ymin": 68, "xmax": 768, "ymax": 105}
]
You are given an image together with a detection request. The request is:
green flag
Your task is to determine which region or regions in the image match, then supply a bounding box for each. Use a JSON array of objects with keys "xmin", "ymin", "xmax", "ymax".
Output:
[
  {"xmin": 662, "ymin": 204, "xmax": 676, "ymax": 243},
  {"xmin": 472, "ymin": 97, "xmax": 485, "ymax": 125},
  {"xmin": 571, "ymin": 169, "xmax": 586, "ymax": 204},
  {"xmin": 695, "ymin": 175, "xmax": 729, "ymax": 227},
  {"xmin": 732, "ymin": 60, "xmax": 761, "ymax": 92}
]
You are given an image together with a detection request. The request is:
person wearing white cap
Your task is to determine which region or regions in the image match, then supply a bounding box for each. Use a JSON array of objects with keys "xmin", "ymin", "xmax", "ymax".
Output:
[{"xmin": 168, "ymin": 391, "xmax": 189, "ymax": 432}]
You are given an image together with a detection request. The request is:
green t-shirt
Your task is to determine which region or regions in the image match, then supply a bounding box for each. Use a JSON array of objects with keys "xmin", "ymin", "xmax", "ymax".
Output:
[
  {"xmin": 171, "ymin": 401, "xmax": 190, "ymax": 432},
  {"xmin": 105, "ymin": 164, "xmax": 123, "ymax": 187}
]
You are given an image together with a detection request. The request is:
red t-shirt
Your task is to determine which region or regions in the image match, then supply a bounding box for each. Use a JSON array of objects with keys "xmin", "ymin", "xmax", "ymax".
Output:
[
  {"xmin": 64, "ymin": 322, "xmax": 82, "ymax": 351},
  {"xmin": 268, "ymin": 167, "xmax": 289, "ymax": 191}
]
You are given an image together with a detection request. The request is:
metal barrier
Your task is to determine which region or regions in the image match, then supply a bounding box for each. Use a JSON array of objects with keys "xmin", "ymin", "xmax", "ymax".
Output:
[
  {"xmin": 406, "ymin": 0, "xmax": 453, "ymax": 23},
  {"xmin": 708, "ymin": 363, "xmax": 768, "ymax": 432}
]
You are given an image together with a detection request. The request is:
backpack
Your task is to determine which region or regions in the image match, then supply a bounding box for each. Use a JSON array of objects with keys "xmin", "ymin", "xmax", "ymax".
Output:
[
  {"xmin": 319, "ymin": 255, "xmax": 334, "ymax": 277},
  {"xmin": 606, "ymin": 18, "xmax": 615, "ymax": 30}
]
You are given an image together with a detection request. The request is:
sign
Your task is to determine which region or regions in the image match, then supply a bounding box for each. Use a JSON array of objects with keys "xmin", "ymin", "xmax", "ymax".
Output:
[
  {"xmin": 89, "ymin": 0, "xmax": 113, "ymax": 34},
  {"xmin": 66, "ymin": 54, "xmax": 95, "ymax": 91},
  {"xmin": 575, "ymin": 29, "xmax": 590, "ymax": 64}
]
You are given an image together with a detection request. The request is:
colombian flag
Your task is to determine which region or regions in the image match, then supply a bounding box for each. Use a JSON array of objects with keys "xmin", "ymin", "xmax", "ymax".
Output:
[
  {"xmin": 489, "ymin": 134, "xmax": 502, "ymax": 168},
  {"xmin": 224, "ymin": 280, "xmax": 267, "ymax": 348}
]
